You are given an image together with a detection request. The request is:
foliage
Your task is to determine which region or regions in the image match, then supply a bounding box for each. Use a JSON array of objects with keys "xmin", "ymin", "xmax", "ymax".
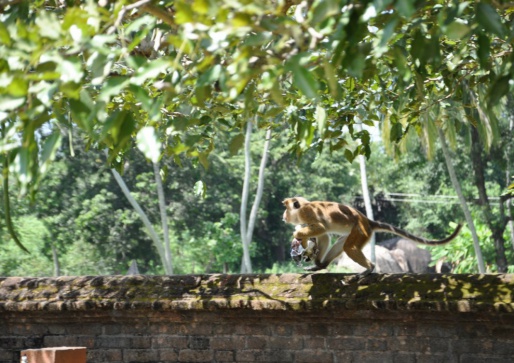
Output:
[
  {"xmin": 430, "ymin": 220, "xmax": 514, "ymax": 273},
  {"xmin": 0, "ymin": 216, "xmax": 53, "ymax": 276},
  {"xmin": 0, "ymin": 0, "xmax": 512, "ymax": 199},
  {"xmin": 0, "ymin": 0, "xmax": 513, "ymax": 273}
]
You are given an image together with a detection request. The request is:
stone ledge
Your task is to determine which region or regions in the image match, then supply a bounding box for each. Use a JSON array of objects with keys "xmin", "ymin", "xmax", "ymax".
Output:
[{"xmin": 0, "ymin": 273, "xmax": 512, "ymax": 313}]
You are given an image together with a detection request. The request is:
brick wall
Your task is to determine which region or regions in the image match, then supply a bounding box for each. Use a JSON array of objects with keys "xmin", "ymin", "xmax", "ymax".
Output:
[{"xmin": 1, "ymin": 274, "xmax": 513, "ymax": 363}]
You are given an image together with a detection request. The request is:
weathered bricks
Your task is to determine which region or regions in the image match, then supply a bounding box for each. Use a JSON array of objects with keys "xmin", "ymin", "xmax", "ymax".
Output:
[{"xmin": 0, "ymin": 274, "xmax": 513, "ymax": 362}]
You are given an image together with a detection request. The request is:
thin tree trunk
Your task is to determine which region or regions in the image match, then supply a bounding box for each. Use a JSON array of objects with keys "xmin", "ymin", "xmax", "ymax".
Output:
[
  {"xmin": 153, "ymin": 161, "xmax": 173, "ymax": 274},
  {"xmin": 51, "ymin": 243, "xmax": 60, "ymax": 277},
  {"xmin": 470, "ymin": 127, "xmax": 508, "ymax": 272},
  {"xmin": 357, "ymin": 123, "xmax": 375, "ymax": 264},
  {"xmin": 246, "ymin": 128, "xmax": 272, "ymax": 243},
  {"xmin": 506, "ymin": 96, "xmax": 514, "ymax": 251},
  {"xmin": 438, "ymin": 129, "xmax": 486, "ymax": 273},
  {"xmin": 240, "ymin": 121, "xmax": 253, "ymax": 273},
  {"xmin": 240, "ymin": 123, "xmax": 272, "ymax": 273},
  {"xmin": 110, "ymin": 167, "xmax": 171, "ymax": 274}
]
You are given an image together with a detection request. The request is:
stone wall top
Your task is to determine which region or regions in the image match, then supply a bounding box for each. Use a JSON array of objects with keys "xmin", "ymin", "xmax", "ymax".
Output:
[{"xmin": 0, "ymin": 273, "xmax": 513, "ymax": 314}]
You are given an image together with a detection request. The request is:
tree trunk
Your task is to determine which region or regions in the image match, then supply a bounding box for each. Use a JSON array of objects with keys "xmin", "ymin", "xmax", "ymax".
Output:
[
  {"xmin": 110, "ymin": 167, "xmax": 172, "ymax": 274},
  {"xmin": 356, "ymin": 123, "xmax": 375, "ymax": 264},
  {"xmin": 153, "ymin": 161, "xmax": 173, "ymax": 274},
  {"xmin": 240, "ymin": 121, "xmax": 253, "ymax": 273},
  {"xmin": 506, "ymin": 96, "xmax": 514, "ymax": 251},
  {"xmin": 51, "ymin": 243, "xmax": 60, "ymax": 277},
  {"xmin": 438, "ymin": 129, "xmax": 486, "ymax": 273},
  {"xmin": 240, "ymin": 123, "xmax": 272, "ymax": 273},
  {"xmin": 470, "ymin": 127, "xmax": 508, "ymax": 272},
  {"xmin": 247, "ymin": 128, "xmax": 272, "ymax": 242}
]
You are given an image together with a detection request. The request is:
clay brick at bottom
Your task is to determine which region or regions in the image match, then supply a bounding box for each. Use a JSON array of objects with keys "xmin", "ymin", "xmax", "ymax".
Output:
[{"xmin": 21, "ymin": 347, "xmax": 86, "ymax": 363}]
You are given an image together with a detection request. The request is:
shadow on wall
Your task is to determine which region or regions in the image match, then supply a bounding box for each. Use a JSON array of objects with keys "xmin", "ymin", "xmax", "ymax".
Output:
[{"xmin": 305, "ymin": 272, "xmax": 514, "ymax": 313}]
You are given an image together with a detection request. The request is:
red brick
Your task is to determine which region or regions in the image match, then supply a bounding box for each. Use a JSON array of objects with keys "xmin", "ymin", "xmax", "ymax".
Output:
[
  {"xmin": 178, "ymin": 349, "xmax": 213, "ymax": 362},
  {"xmin": 294, "ymin": 349, "xmax": 333, "ymax": 362},
  {"xmin": 123, "ymin": 349, "xmax": 159, "ymax": 362},
  {"xmin": 152, "ymin": 335, "xmax": 188, "ymax": 348},
  {"xmin": 210, "ymin": 336, "xmax": 245, "ymax": 350},
  {"xmin": 303, "ymin": 336, "xmax": 326, "ymax": 349},
  {"xmin": 86, "ymin": 349, "xmax": 122, "ymax": 362},
  {"xmin": 245, "ymin": 336, "xmax": 267, "ymax": 349},
  {"xmin": 159, "ymin": 349, "xmax": 179, "ymax": 361},
  {"xmin": 215, "ymin": 350, "xmax": 235, "ymax": 362}
]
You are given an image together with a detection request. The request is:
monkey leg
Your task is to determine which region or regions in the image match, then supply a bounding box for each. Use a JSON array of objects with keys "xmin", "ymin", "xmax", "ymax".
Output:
[
  {"xmin": 343, "ymin": 244, "xmax": 375, "ymax": 276},
  {"xmin": 313, "ymin": 234, "xmax": 330, "ymax": 266}
]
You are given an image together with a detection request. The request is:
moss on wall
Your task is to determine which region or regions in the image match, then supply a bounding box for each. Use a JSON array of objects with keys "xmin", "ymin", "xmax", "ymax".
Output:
[{"xmin": 0, "ymin": 273, "xmax": 512, "ymax": 313}]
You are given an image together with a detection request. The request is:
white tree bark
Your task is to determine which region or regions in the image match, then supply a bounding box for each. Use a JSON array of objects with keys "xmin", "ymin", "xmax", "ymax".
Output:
[
  {"xmin": 51, "ymin": 243, "xmax": 61, "ymax": 277},
  {"xmin": 356, "ymin": 123, "xmax": 376, "ymax": 264},
  {"xmin": 438, "ymin": 129, "xmax": 486, "ymax": 273},
  {"xmin": 240, "ymin": 121, "xmax": 253, "ymax": 273},
  {"xmin": 153, "ymin": 161, "xmax": 173, "ymax": 274},
  {"xmin": 240, "ymin": 122, "xmax": 272, "ymax": 273},
  {"xmin": 110, "ymin": 167, "xmax": 172, "ymax": 274}
]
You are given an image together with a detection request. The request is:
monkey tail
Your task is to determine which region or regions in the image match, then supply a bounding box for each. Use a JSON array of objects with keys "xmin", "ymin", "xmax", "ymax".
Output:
[{"xmin": 370, "ymin": 221, "xmax": 463, "ymax": 245}]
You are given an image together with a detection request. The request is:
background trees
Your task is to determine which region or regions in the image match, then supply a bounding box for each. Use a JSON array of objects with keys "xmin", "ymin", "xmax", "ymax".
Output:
[{"xmin": 0, "ymin": 1, "xmax": 513, "ymax": 275}]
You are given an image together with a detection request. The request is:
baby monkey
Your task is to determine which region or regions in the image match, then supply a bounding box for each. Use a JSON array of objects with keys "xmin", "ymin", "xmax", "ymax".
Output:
[{"xmin": 283, "ymin": 197, "xmax": 462, "ymax": 274}]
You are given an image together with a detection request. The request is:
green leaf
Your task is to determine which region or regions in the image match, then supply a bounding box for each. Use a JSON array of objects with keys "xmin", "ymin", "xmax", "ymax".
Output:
[
  {"xmin": 229, "ymin": 134, "xmax": 245, "ymax": 155},
  {"xmin": 99, "ymin": 77, "xmax": 130, "ymax": 102},
  {"xmin": 232, "ymin": 13, "xmax": 252, "ymax": 27},
  {"xmin": 477, "ymin": 33, "xmax": 490, "ymax": 68},
  {"xmin": 197, "ymin": 65, "xmax": 222, "ymax": 87},
  {"xmin": 487, "ymin": 76, "xmax": 509, "ymax": 106},
  {"xmin": 0, "ymin": 22, "xmax": 12, "ymax": 46},
  {"xmin": 323, "ymin": 60, "xmax": 338, "ymax": 98},
  {"xmin": 476, "ymin": 3, "xmax": 505, "ymax": 37},
  {"xmin": 0, "ymin": 96, "xmax": 26, "ymax": 111},
  {"xmin": 59, "ymin": 58, "xmax": 84, "ymax": 83},
  {"xmin": 39, "ymin": 132, "xmax": 61, "ymax": 174},
  {"xmin": 130, "ymin": 58, "xmax": 170, "ymax": 86},
  {"xmin": 35, "ymin": 11, "xmax": 61, "ymax": 40},
  {"xmin": 136, "ymin": 126, "xmax": 161, "ymax": 163},
  {"xmin": 396, "ymin": 0, "xmax": 415, "ymax": 18},
  {"xmin": 379, "ymin": 18, "xmax": 399, "ymax": 47},
  {"xmin": 69, "ymin": 99, "xmax": 93, "ymax": 132},
  {"xmin": 444, "ymin": 20, "xmax": 470, "ymax": 40},
  {"xmin": 344, "ymin": 149, "xmax": 355, "ymax": 162},
  {"xmin": 87, "ymin": 51, "xmax": 113, "ymax": 86},
  {"xmin": 309, "ymin": 0, "xmax": 340, "ymax": 26},
  {"xmin": 175, "ymin": 1, "xmax": 195, "ymax": 24},
  {"xmin": 286, "ymin": 59, "xmax": 319, "ymax": 99},
  {"xmin": 128, "ymin": 84, "xmax": 153, "ymax": 112},
  {"xmin": 390, "ymin": 123, "xmax": 403, "ymax": 142},
  {"xmin": 7, "ymin": 77, "xmax": 28, "ymax": 97}
]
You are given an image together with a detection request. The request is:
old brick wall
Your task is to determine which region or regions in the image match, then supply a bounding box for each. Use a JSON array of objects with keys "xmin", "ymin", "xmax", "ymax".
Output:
[{"xmin": 1, "ymin": 273, "xmax": 513, "ymax": 363}]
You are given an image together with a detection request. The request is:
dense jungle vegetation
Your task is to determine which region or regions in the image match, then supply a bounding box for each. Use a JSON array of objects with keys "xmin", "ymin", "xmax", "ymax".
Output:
[{"xmin": 0, "ymin": 1, "xmax": 513, "ymax": 275}]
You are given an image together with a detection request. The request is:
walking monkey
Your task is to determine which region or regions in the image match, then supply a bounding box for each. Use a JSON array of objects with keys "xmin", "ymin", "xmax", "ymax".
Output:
[{"xmin": 283, "ymin": 197, "xmax": 462, "ymax": 273}]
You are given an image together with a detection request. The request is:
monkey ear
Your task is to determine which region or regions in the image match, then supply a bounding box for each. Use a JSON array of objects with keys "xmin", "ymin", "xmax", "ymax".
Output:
[{"xmin": 293, "ymin": 200, "xmax": 301, "ymax": 209}]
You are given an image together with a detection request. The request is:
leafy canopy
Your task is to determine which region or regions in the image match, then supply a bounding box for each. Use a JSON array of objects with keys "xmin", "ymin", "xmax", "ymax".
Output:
[{"xmin": 0, "ymin": 0, "xmax": 512, "ymax": 199}]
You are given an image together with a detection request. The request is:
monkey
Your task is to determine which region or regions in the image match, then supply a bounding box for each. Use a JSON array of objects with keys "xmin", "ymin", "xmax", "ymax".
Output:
[{"xmin": 282, "ymin": 196, "xmax": 463, "ymax": 274}]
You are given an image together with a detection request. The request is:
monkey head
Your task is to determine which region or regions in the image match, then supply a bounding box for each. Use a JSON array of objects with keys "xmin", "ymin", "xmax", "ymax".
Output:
[{"xmin": 282, "ymin": 197, "xmax": 310, "ymax": 225}]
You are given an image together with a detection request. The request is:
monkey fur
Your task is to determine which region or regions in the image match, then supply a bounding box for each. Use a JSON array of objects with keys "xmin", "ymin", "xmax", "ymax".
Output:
[{"xmin": 283, "ymin": 197, "xmax": 462, "ymax": 274}]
